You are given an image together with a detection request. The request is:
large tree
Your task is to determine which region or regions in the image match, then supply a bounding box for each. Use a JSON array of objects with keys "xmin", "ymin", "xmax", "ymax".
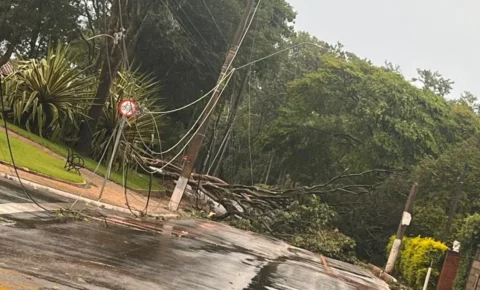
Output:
[
  {"xmin": 0, "ymin": 0, "xmax": 81, "ymax": 64},
  {"xmin": 75, "ymin": 0, "xmax": 155, "ymax": 155}
]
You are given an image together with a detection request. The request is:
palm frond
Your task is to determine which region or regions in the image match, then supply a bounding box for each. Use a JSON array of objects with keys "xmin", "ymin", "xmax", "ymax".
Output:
[{"xmin": 9, "ymin": 44, "xmax": 95, "ymax": 138}]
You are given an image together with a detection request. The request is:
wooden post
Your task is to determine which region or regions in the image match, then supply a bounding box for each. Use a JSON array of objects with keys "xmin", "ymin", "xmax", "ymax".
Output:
[{"xmin": 385, "ymin": 183, "xmax": 418, "ymax": 273}]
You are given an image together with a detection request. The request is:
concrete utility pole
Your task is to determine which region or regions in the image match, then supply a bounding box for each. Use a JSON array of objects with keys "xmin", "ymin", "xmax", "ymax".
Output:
[
  {"xmin": 422, "ymin": 261, "xmax": 433, "ymax": 290},
  {"xmin": 168, "ymin": 0, "xmax": 257, "ymax": 211},
  {"xmin": 385, "ymin": 183, "xmax": 418, "ymax": 273}
]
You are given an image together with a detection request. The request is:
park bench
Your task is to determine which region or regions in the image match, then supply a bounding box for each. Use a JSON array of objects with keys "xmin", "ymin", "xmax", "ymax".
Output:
[{"xmin": 64, "ymin": 148, "xmax": 84, "ymax": 175}]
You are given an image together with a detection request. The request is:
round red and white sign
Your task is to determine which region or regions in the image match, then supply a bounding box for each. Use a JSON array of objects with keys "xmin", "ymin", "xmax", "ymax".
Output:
[{"xmin": 118, "ymin": 99, "xmax": 137, "ymax": 118}]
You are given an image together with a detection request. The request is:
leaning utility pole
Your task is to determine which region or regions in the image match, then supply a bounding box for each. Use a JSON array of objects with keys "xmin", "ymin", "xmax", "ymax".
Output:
[
  {"xmin": 385, "ymin": 183, "xmax": 418, "ymax": 273},
  {"xmin": 168, "ymin": 0, "xmax": 257, "ymax": 211}
]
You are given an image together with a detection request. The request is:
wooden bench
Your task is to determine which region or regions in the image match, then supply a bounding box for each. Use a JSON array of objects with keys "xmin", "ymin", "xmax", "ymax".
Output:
[{"xmin": 64, "ymin": 148, "xmax": 84, "ymax": 175}]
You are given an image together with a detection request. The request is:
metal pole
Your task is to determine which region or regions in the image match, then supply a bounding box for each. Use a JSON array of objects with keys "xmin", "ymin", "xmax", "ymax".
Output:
[
  {"xmin": 98, "ymin": 117, "xmax": 126, "ymax": 200},
  {"xmin": 385, "ymin": 183, "xmax": 418, "ymax": 273},
  {"xmin": 422, "ymin": 265, "xmax": 432, "ymax": 290},
  {"xmin": 168, "ymin": 0, "xmax": 257, "ymax": 211}
]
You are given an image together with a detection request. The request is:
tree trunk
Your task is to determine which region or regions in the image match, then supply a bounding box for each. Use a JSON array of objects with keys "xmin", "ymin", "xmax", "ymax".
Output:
[
  {"xmin": 264, "ymin": 152, "xmax": 274, "ymax": 185},
  {"xmin": 201, "ymin": 101, "xmax": 225, "ymax": 173},
  {"xmin": 212, "ymin": 127, "xmax": 231, "ymax": 176},
  {"xmin": 76, "ymin": 0, "xmax": 150, "ymax": 155},
  {"xmin": 28, "ymin": 1, "xmax": 43, "ymax": 58},
  {"xmin": 75, "ymin": 0, "xmax": 122, "ymax": 155},
  {"xmin": 211, "ymin": 71, "xmax": 249, "ymax": 175}
]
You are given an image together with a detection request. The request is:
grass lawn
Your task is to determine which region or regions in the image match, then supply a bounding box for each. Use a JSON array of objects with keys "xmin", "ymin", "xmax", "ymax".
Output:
[
  {"xmin": 2, "ymin": 123, "xmax": 165, "ymax": 190},
  {"xmin": 0, "ymin": 130, "xmax": 84, "ymax": 183}
]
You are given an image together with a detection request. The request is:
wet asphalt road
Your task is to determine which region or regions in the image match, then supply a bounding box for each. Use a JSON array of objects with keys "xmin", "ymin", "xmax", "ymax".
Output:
[{"xmin": 0, "ymin": 181, "xmax": 390, "ymax": 290}]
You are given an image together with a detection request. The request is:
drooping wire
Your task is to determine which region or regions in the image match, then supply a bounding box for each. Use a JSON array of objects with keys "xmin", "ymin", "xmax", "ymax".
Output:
[
  {"xmin": 247, "ymin": 13, "xmax": 260, "ymax": 186},
  {"xmin": 160, "ymin": 0, "xmax": 218, "ymax": 73},
  {"xmin": 235, "ymin": 42, "xmax": 325, "ymax": 71},
  {"xmin": 200, "ymin": 0, "xmax": 228, "ymax": 45},
  {"xmin": 224, "ymin": 0, "xmax": 262, "ymax": 74},
  {"xmin": 142, "ymin": 172, "xmax": 153, "ymax": 215},
  {"xmin": 177, "ymin": 2, "xmax": 215, "ymax": 53},
  {"xmin": 123, "ymin": 142, "xmax": 139, "ymax": 218},
  {"xmin": 205, "ymin": 0, "xmax": 261, "ymax": 176},
  {"xmin": 122, "ymin": 0, "xmax": 261, "ymax": 165},
  {"xmin": 69, "ymin": 118, "xmax": 122, "ymax": 209},
  {"xmin": 130, "ymin": 0, "xmax": 262, "ymax": 159},
  {"xmin": 133, "ymin": 69, "xmax": 235, "ymax": 156},
  {"xmin": 135, "ymin": 69, "xmax": 235, "ymax": 175},
  {"xmin": 0, "ymin": 77, "xmax": 52, "ymax": 213}
]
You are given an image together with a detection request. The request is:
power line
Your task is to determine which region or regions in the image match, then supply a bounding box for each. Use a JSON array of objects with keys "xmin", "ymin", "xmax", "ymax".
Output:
[
  {"xmin": 123, "ymin": 145, "xmax": 139, "ymax": 217},
  {"xmin": 160, "ymin": 0, "xmax": 219, "ymax": 73},
  {"xmin": 0, "ymin": 77, "xmax": 52, "ymax": 214},
  {"xmin": 205, "ymin": 3, "xmax": 261, "ymax": 176},
  {"xmin": 146, "ymin": 70, "xmax": 235, "ymax": 174},
  {"xmin": 200, "ymin": 0, "xmax": 228, "ymax": 45},
  {"xmin": 246, "ymin": 13, "xmax": 259, "ymax": 186},
  {"xmin": 69, "ymin": 118, "xmax": 122, "ymax": 209},
  {"xmin": 177, "ymin": 1, "xmax": 214, "ymax": 52},
  {"xmin": 127, "ymin": 68, "xmax": 235, "ymax": 177},
  {"xmin": 134, "ymin": 69, "xmax": 235, "ymax": 156},
  {"xmin": 168, "ymin": 0, "xmax": 258, "ymax": 211},
  {"xmin": 225, "ymin": 0, "xmax": 262, "ymax": 73},
  {"xmin": 235, "ymin": 42, "xmax": 325, "ymax": 71}
]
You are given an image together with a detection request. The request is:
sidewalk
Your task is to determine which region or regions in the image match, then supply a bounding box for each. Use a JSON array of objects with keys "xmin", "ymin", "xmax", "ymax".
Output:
[{"xmin": 0, "ymin": 129, "xmax": 175, "ymax": 216}]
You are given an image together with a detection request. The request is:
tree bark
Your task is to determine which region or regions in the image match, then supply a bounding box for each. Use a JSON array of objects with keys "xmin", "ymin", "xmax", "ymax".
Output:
[
  {"xmin": 201, "ymin": 101, "xmax": 225, "ymax": 173},
  {"xmin": 212, "ymin": 71, "xmax": 249, "ymax": 175},
  {"xmin": 28, "ymin": 1, "xmax": 43, "ymax": 58},
  {"xmin": 75, "ymin": 0, "xmax": 122, "ymax": 155},
  {"xmin": 264, "ymin": 152, "xmax": 274, "ymax": 185}
]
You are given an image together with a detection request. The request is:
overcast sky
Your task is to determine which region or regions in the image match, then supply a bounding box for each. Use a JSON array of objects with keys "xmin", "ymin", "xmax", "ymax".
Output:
[{"xmin": 287, "ymin": 0, "xmax": 479, "ymax": 98}]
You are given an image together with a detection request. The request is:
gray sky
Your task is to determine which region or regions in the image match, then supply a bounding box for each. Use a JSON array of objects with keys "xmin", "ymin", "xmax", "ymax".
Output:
[{"xmin": 287, "ymin": 0, "xmax": 480, "ymax": 98}]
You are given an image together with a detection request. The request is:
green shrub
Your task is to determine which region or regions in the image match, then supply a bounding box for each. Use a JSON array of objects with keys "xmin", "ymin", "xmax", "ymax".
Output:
[
  {"xmin": 387, "ymin": 236, "xmax": 447, "ymax": 289},
  {"xmin": 91, "ymin": 70, "xmax": 162, "ymax": 167},
  {"xmin": 10, "ymin": 44, "xmax": 94, "ymax": 139},
  {"xmin": 229, "ymin": 195, "xmax": 357, "ymax": 262},
  {"xmin": 453, "ymin": 214, "xmax": 480, "ymax": 290}
]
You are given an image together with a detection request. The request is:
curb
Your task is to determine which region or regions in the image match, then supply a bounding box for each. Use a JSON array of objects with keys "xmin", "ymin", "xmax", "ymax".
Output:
[
  {"xmin": 0, "ymin": 160, "xmax": 87, "ymax": 188},
  {"xmin": 0, "ymin": 172, "xmax": 179, "ymax": 219}
]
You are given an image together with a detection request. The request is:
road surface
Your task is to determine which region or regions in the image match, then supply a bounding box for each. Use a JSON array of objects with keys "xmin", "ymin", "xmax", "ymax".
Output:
[{"xmin": 0, "ymin": 180, "xmax": 390, "ymax": 290}]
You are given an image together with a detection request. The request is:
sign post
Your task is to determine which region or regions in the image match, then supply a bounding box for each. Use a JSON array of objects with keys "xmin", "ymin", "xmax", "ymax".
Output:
[{"xmin": 98, "ymin": 99, "xmax": 137, "ymax": 200}]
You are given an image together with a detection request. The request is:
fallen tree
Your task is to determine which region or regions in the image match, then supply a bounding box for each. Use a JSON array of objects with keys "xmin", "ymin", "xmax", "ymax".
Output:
[
  {"xmin": 143, "ymin": 157, "xmax": 389, "ymax": 217},
  {"xmin": 143, "ymin": 158, "xmax": 391, "ymax": 261}
]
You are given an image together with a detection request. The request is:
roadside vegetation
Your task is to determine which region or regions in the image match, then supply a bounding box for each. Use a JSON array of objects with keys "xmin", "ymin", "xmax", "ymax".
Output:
[
  {"xmin": 1, "ymin": 123, "xmax": 163, "ymax": 190},
  {"xmin": 0, "ymin": 128, "xmax": 83, "ymax": 183}
]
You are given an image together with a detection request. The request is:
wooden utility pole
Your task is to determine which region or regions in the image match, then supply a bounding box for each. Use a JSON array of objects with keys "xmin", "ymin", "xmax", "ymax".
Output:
[
  {"xmin": 385, "ymin": 183, "xmax": 418, "ymax": 273},
  {"xmin": 168, "ymin": 0, "xmax": 257, "ymax": 211}
]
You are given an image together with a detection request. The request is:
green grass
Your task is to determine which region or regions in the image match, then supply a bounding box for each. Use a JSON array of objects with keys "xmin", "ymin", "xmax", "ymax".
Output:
[
  {"xmin": 0, "ymin": 129, "xmax": 84, "ymax": 183},
  {"xmin": 2, "ymin": 122, "xmax": 165, "ymax": 190}
]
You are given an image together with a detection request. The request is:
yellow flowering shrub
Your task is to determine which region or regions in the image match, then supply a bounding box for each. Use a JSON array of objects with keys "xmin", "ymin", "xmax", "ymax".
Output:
[{"xmin": 387, "ymin": 236, "xmax": 448, "ymax": 289}]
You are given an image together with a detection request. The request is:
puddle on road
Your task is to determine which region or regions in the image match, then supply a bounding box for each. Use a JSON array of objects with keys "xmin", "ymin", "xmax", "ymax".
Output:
[
  {"xmin": 243, "ymin": 261, "xmax": 279, "ymax": 290},
  {"xmin": 0, "ymin": 216, "xmax": 74, "ymax": 229}
]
